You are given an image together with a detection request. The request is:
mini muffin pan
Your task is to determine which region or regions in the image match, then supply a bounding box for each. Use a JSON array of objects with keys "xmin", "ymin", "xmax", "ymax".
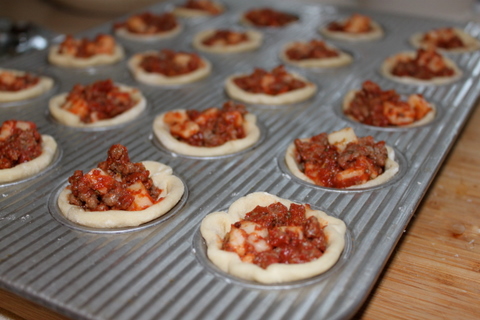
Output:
[{"xmin": 2, "ymin": 1, "xmax": 480, "ymax": 319}]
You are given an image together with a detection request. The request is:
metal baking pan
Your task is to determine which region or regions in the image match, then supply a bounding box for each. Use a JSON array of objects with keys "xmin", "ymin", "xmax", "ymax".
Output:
[{"xmin": 2, "ymin": 1, "xmax": 480, "ymax": 319}]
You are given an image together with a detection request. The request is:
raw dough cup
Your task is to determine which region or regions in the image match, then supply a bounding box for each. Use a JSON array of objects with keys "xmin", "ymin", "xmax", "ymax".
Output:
[
  {"xmin": 153, "ymin": 110, "xmax": 260, "ymax": 157},
  {"xmin": 0, "ymin": 69, "xmax": 54, "ymax": 102},
  {"xmin": 279, "ymin": 41, "xmax": 353, "ymax": 68},
  {"xmin": 48, "ymin": 43, "xmax": 125, "ymax": 68},
  {"xmin": 57, "ymin": 161, "xmax": 185, "ymax": 228},
  {"xmin": 192, "ymin": 29, "xmax": 263, "ymax": 54},
  {"xmin": 200, "ymin": 192, "xmax": 346, "ymax": 284}
]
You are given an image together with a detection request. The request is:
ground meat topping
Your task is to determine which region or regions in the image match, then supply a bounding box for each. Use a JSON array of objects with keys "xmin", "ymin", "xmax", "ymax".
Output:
[
  {"xmin": 139, "ymin": 49, "xmax": 205, "ymax": 76},
  {"xmin": 345, "ymin": 80, "xmax": 433, "ymax": 127},
  {"xmin": 421, "ymin": 28, "xmax": 465, "ymax": 49},
  {"xmin": 113, "ymin": 12, "xmax": 178, "ymax": 34},
  {"xmin": 201, "ymin": 30, "xmax": 249, "ymax": 46},
  {"xmin": 390, "ymin": 48, "xmax": 455, "ymax": 80},
  {"xmin": 179, "ymin": 0, "xmax": 223, "ymax": 15},
  {"xmin": 67, "ymin": 144, "xmax": 163, "ymax": 211},
  {"xmin": 327, "ymin": 13, "xmax": 373, "ymax": 33},
  {"xmin": 244, "ymin": 8, "xmax": 298, "ymax": 27},
  {"xmin": 163, "ymin": 101, "xmax": 248, "ymax": 147},
  {"xmin": 285, "ymin": 39, "xmax": 340, "ymax": 60},
  {"xmin": 222, "ymin": 202, "xmax": 327, "ymax": 269},
  {"xmin": 57, "ymin": 34, "xmax": 116, "ymax": 58},
  {"xmin": 0, "ymin": 71, "xmax": 40, "ymax": 92},
  {"xmin": 0, "ymin": 120, "xmax": 43, "ymax": 169},
  {"xmin": 294, "ymin": 132, "xmax": 388, "ymax": 188},
  {"xmin": 233, "ymin": 65, "xmax": 307, "ymax": 95},
  {"xmin": 61, "ymin": 79, "xmax": 137, "ymax": 124}
]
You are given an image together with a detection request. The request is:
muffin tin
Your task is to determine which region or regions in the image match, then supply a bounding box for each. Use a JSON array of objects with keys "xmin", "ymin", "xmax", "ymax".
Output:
[{"xmin": 2, "ymin": 1, "xmax": 480, "ymax": 319}]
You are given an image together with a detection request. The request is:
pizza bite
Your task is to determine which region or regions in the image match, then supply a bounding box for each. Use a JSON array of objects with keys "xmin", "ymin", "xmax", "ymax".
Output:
[
  {"xmin": 128, "ymin": 49, "xmax": 212, "ymax": 86},
  {"xmin": 285, "ymin": 127, "xmax": 399, "ymax": 189},
  {"xmin": 57, "ymin": 144, "xmax": 184, "ymax": 228},
  {"xmin": 48, "ymin": 34, "xmax": 124, "ymax": 68},
  {"xmin": 201, "ymin": 192, "xmax": 346, "ymax": 283},
  {"xmin": 153, "ymin": 101, "xmax": 260, "ymax": 157},
  {"xmin": 173, "ymin": 0, "xmax": 225, "ymax": 17},
  {"xmin": 113, "ymin": 12, "xmax": 182, "ymax": 41},
  {"xmin": 320, "ymin": 13, "xmax": 383, "ymax": 41},
  {"xmin": 280, "ymin": 39, "xmax": 353, "ymax": 68},
  {"xmin": 381, "ymin": 48, "xmax": 462, "ymax": 85},
  {"xmin": 343, "ymin": 80, "xmax": 435, "ymax": 127},
  {"xmin": 192, "ymin": 29, "xmax": 263, "ymax": 54},
  {"xmin": 49, "ymin": 79, "xmax": 146, "ymax": 128},
  {"xmin": 225, "ymin": 65, "xmax": 317, "ymax": 105},
  {"xmin": 410, "ymin": 27, "xmax": 480, "ymax": 53},
  {"xmin": 0, "ymin": 120, "xmax": 57, "ymax": 184},
  {"xmin": 241, "ymin": 8, "xmax": 299, "ymax": 28},
  {"xmin": 0, "ymin": 69, "xmax": 54, "ymax": 103}
]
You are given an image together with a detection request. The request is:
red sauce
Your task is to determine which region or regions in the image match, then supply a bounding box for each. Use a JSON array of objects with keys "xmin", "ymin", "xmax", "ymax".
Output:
[
  {"xmin": 294, "ymin": 133, "xmax": 387, "ymax": 188},
  {"xmin": 57, "ymin": 34, "xmax": 116, "ymax": 58},
  {"xmin": 139, "ymin": 49, "xmax": 204, "ymax": 76},
  {"xmin": 113, "ymin": 12, "xmax": 178, "ymax": 34},
  {"xmin": 180, "ymin": 0, "xmax": 223, "ymax": 15},
  {"xmin": 244, "ymin": 8, "xmax": 298, "ymax": 27},
  {"xmin": 67, "ymin": 144, "xmax": 162, "ymax": 211},
  {"xmin": 233, "ymin": 65, "xmax": 306, "ymax": 95},
  {"xmin": 422, "ymin": 28, "xmax": 465, "ymax": 49},
  {"xmin": 201, "ymin": 30, "xmax": 249, "ymax": 46},
  {"xmin": 164, "ymin": 101, "xmax": 247, "ymax": 147},
  {"xmin": 391, "ymin": 48, "xmax": 455, "ymax": 80},
  {"xmin": 222, "ymin": 202, "xmax": 327, "ymax": 269},
  {"xmin": 63, "ymin": 79, "xmax": 136, "ymax": 124},
  {"xmin": 285, "ymin": 39, "xmax": 339, "ymax": 60},
  {"xmin": 0, "ymin": 72, "xmax": 40, "ymax": 92},
  {"xmin": 0, "ymin": 120, "xmax": 42, "ymax": 169}
]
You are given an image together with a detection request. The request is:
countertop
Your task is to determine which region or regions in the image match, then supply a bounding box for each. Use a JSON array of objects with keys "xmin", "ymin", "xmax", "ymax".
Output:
[{"xmin": 0, "ymin": 0, "xmax": 479, "ymax": 319}]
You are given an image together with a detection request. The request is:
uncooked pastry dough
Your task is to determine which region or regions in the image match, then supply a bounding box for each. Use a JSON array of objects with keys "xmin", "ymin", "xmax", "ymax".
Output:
[
  {"xmin": 224, "ymin": 71, "xmax": 317, "ymax": 105},
  {"xmin": 342, "ymin": 89, "xmax": 436, "ymax": 127},
  {"xmin": 200, "ymin": 192, "xmax": 346, "ymax": 284},
  {"xmin": 319, "ymin": 20, "xmax": 383, "ymax": 42},
  {"xmin": 279, "ymin": 41, "xmax": 353, "ymax": 68},
  {"xmin": 0, "ymin": 69, "xmax": 54, "ymax": 103},
  {"xmin": 48, "ymin": 84, "xmax": 146, "ymax": 128},
  {"xmin": 128, "ymin": 51, "xmax": 212, "ymax": 85},
  {"xmin": 58, "ymin": 161, "xmax": 184, "ymax": 228},
  {"xmin": 0, "ymin": 135, "xmax": 57, "ymax": 184},
  {"xmin": 48, "ymin": 43, "xmax": 124, "ymax": 68},
  {"xmin": 192, "ymin": 29, "xmax": 263, "ymax": 54},
  {"xmin": 410, "ymin": 27, "xmax": 480, "ymax": 53},
  {"xmin": 380, "ymin": 51, "xmax": 462, "ymax": 85},
  {"xmin": 115, "ymin": 23, "xmax": 182, "ymax": 41},
  {"xmin": 285, "ymin": 129, "xmax": 399, "ymax": 189},
  {"xmin": 153, "ymin": 109, "xmax": 260, "ymax": 157}
]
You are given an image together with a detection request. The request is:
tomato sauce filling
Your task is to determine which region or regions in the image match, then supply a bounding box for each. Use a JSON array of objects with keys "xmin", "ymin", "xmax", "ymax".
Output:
[
  {"xmin": 390, "ymin": 48, "xmax": 455, "ymax": 80},
  {"xmin": 180, "ymin": 0, "xmax": 223, "ymax": 15},
  {"xmin": 285, "ymin": 39, "xmax": 339, "ymax": 60},
  {"xmin": 327, "ymin": 14, "xmax": 373, "ymax": 34},
  {"xmin": 294, "ymin": 133, "xmax": 387, "ymax": 188},
  {"xmin": 345, "ymin": 80, "xmax": 432, "ymax": 127},
  {"xmin": 233, "ymin": 65, "xmax": 307, "ymax": 95},
  {"xmin": 164, "ymin": 101, "xmax": 248, "ymax": 147},
  {"xmin": 222, "ymin": 202, "xmax": 327, "ymax": 269},
  {"xmin": 421, "ymin": 28, "xmax": 465, "ymax": 49},
  {"xmin": 139, "ymin": 49, "xmax": 204, "ymax": 76},
  {"xmin": 57, "ymin": 34, "xmax": 116, "ymax": 58},
  {"xmin": 62, "ymin": 79, "xmax": 137, "ymax": 124},
  {"xmin": 244, "ymin": 8, "xmax": 298, "ymax": 27},
  {"xmin": 0, "ymin": 71, "xmax": 40, "ymax": 92},
  {"xmin": 201, "ymin": 30, "xmax": 249, "ymax": 46},
  {"xmin": 0, "ymin": 120, "xmax": 43, "ymax": 169},
  {"xmin": 68, "ymin": 144, "xmax": 163, "ymax": 211},
  {"xmin": 113, "ymin": 12, "xmax": 178, "ymax": 34}
]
